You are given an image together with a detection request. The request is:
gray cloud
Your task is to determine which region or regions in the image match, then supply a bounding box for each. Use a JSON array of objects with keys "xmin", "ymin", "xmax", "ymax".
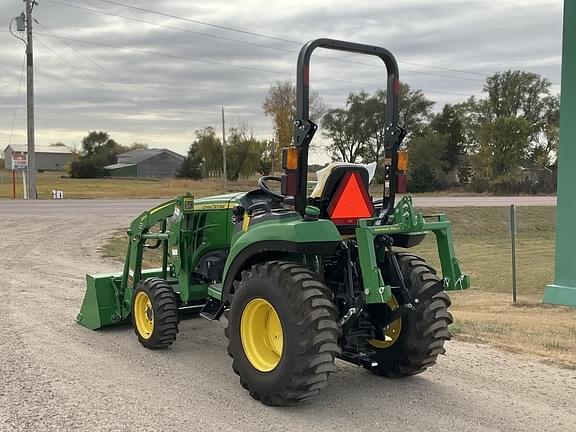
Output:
[{"xmin": 0, "ymin": 0, "xmax": 563, "ymax": 160}]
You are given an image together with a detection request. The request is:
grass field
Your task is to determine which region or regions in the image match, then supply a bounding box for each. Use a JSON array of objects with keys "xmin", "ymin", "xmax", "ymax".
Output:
[
  {"xmin": 0, "ymin": 169, "xmax": 502, "ymax": 199},
  {"xmin": 0, "ymin": 169, "xmax": 255, "ymax": 199},
  {"xmin": 99, "ymin": 205, "xmax": 576, "ymax": 368}
]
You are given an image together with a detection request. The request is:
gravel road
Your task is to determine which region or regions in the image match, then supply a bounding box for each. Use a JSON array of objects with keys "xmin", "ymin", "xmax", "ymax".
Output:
[{"xmin": 1, "ymin": 199, "xmax": 574, "ymax": 432}]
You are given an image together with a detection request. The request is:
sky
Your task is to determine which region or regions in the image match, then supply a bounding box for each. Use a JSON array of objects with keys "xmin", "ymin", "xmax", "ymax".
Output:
[{"xmin": 0, "ymin": 0, "xmax": 564, "ymax": 163}]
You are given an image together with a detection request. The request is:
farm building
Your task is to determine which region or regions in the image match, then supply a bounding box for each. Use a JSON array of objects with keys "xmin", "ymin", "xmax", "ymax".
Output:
[
  {"xmin": 2, "ymin": 144, "xmax": 74, "ymax": 171},
  {"xmin": 105, "ymin": 148, "xmax": 184, "ymax": 178}
]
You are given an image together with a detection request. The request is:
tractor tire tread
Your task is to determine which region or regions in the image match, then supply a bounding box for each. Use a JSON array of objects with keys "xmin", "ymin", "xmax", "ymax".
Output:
[
  {"xmin": 225, "ymin": 261, "xmax": 340, "ymax": 406},
  {"xmin": 132, "ymin": 277, "xmax": 179, "ymax": 349},
  {"xmin": 368, "ymin": 254, "xmax": 452, "ymax": 377}
]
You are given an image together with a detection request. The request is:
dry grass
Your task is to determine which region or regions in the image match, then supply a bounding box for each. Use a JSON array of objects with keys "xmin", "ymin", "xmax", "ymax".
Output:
[
  {"xmin": 450, "ymin": 290, "xmax": 576, "ymax": 367},
  {"xmin": 97, "ymin": 193, "xmax": 573, "ymax": 367},
  {"xmin": 0, "ymin": 169, "xmax": 255, "ymax": 199}
]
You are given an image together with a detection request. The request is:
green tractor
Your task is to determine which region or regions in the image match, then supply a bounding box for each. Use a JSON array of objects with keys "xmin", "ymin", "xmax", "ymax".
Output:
[{"xmin": 77, "ymin": 38, "xmax": 469, "ymax": 406}]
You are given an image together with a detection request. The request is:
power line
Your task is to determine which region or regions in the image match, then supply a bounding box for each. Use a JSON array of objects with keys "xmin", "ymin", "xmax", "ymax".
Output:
[
  {"xmin": 95, "ymin": 0, "xmax": 488, "ymax": 77},
  {"xmin": 8, "ymin": 57, "xmax": 26, "ymax": 146},
  {"xmin": 35, "ymin": 37, "xmax": 133, "ymax": 101},
  {"xmin": 93, "ymin": 0, "xmax": 563, "ymax": 85},
  {"xmin": 93, "ymin": 0, "xmax": 297, "ymax": 45},
  {"xmin": 43, "ymin": 0, "xmax": 486, "ymax": 83},
  {"xmin": 35, "ymin": 21, "xmax": 140, "ymax": 92},
  {"xmin": 35, "ymin": 31, "xmax": 479, "ymax": 98},
  {"xmin": 42, "ymin": 0, "xmax": 298, "ymax": 55}
]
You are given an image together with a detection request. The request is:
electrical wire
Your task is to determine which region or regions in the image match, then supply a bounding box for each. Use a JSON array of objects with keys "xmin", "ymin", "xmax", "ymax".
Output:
[
  {"xmin": 7, "ymin": 57, "xmax": 26, "ymax": 146},
  {"xmin": 91, "ymin": 0, "xmax": 562, "ymax": 86},
  {"xmin": 43, "ymin": 0, "xmax": 487, "ymax": 83},
  {"xmin": 35, "ymin": 31, "xmax": 479, "ymax": 97},
  {"xmin": 35, "ymin": 37, "xmax": 133, "ymax": 100},
  {"xmin": 35, "ymin": 21, "xmax": 139, "ymax": 91}
]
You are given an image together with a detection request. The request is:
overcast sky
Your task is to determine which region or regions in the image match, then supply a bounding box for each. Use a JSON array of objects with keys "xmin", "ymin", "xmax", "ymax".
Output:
[{"xmin": 0, "ymin": 0, "xmax": 563, "ymax": 162}]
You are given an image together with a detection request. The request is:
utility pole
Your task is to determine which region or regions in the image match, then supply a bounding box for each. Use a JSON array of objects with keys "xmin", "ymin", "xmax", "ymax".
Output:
[
  {"xmin": 270, "ymin": 138, "xmax": 275, "ymax": 176},
  {"xmin": 25, "ymin": 0, "xmax": 37, "ymax": 199},
  {"xmin": 221, "ymin": 107, "xmax": 228, "ymax": 191}
]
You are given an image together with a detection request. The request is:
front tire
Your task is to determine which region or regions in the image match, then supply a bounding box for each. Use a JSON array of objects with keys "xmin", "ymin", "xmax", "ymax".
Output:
[
  {"xmin": 366, "ymin": 253, "xmax": 453, "ymax": 377},
  {"xmin": 226, "ymin": 261, "xmax": 340, "ymax": 406},
  {"xmin": 132, "ymin": 278, "xmax": 179, "ymax": 349}
]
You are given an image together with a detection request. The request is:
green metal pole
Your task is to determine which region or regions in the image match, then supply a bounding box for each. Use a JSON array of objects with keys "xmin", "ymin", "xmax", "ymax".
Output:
[{"xmin": 543, "ymin": 0, "xmax": 576, "ymax": 307}]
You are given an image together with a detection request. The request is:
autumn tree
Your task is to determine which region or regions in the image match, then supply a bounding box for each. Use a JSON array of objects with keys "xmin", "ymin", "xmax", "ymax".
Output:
[{"xmin": 262, "ymin": 80, "xmax": 326, "ymax": 165}]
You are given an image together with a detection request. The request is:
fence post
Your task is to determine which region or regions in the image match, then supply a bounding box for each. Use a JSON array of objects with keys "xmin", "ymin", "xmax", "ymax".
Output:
[{"xmin": 509, "ymin": 205, "xmax": 517, "ymax": 303}]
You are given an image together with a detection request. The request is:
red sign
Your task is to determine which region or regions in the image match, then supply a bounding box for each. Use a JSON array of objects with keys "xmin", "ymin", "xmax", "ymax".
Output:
[{"xmin": 11, "ymin": 151, "xmax": 27, "ymax": 170}]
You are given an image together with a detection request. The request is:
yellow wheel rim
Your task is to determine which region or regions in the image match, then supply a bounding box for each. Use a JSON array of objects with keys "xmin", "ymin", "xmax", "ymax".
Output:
[
  {"xmin": 368, "ymin": 294, "xmax": 402, "ymax": 349},
  {"xmin": 240, "ymin": 298, "xmax": 284, "ymax": 372},
  {"xmin": 134, "ymin": 291, "xmax": 154, "ymax": 339}
]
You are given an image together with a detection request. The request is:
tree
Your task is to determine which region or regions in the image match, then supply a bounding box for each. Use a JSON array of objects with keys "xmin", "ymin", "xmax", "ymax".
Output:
[
  {"xmin": 530, "ymin": 94, "xmax": 560, "ymax": 167},
  {"xmin": 474, "ymin": 116, "xmax": 532, "ymax": 180},
  {"xmin": 177, "ymin": 142, "xmax": 203, "ymax": 179},
  {"xmin": 69, "ymin": 131, "xmax": 125, "ymax": 178},
  {"xmin": 430, "ymin": 103, "xmax": 466, "ymax": 171},
  {"xmin": 408, "ymin": 129, "xmax": 449, "ymax": 192},
  {"xmin": 195, "ymin": 127, "xmax": 223, "ymax": 176},
  {"xmin": 322, "ymin": 85, "xmax": 434, "ymax": 168},
  {"xmin": 226, "ymin": 126, "xmax": 265, "ymax": 181},
  {"xmin": 69, "ymin": 158, "xmax": 103, "ymax": 178},
  {"xmin": 323, "ymin": 91, "xmax": 373, "ymax": 163},
  {"xmin": 483, "ymin": 70, "xmax": 551, "ymax": 129},
  {"xmin": 262, "ymin": 80, "xmax": 326, "ymax": 164},
  {"xmin": 397, "ymin": 83, "xmax": 435, "ymax": 137},
  {"xmin": 129, "ymin": 142, "xmax": 148, "ymax": 150}
]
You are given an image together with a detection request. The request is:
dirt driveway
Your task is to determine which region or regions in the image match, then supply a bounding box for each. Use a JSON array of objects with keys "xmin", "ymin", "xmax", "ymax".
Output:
[{"xmin": 0, "ymin": 200, "xmax": 574, "ymax": 432}]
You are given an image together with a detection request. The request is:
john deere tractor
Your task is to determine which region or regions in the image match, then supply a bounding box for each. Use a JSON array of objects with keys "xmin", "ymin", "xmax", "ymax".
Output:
[{"xmin": 77, "ymin": 38, "xmax": 469, "ymax": 406}]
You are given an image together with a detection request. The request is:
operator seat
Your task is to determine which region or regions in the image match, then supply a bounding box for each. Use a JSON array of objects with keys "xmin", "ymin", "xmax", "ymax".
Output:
[{"xmin": 309, "ymin": 163, "xmax": 375, "ymax": 233}]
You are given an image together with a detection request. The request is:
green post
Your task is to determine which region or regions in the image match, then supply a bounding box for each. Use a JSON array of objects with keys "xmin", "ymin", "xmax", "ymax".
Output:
[{"xmin": 543, "ymin": 0, "xmax": 576, "ymax": 307}]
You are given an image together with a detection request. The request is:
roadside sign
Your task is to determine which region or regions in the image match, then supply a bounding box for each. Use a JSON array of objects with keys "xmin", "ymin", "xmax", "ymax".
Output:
[{"xmin": 11, "ymin": 151, "xmax": 27, "ymax": 170}]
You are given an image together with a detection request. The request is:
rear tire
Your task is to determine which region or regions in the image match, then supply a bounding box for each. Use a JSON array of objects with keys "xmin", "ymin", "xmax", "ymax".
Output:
[
  {"xmin": 366, "ymin": 253, "xmax": 453, "ymax": 377},
  {"xmin": 225, "ymin": 261, "xmax": 340, "ymax": 406},
  {"xmin": 132, "ymin": 278, "xmax": 179, "ymax": 349}
]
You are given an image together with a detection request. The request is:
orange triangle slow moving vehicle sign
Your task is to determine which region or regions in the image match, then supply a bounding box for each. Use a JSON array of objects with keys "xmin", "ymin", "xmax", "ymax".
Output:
[{"xmin": 328, "ymin": 171, "xmax": 375, "ymax": 225}]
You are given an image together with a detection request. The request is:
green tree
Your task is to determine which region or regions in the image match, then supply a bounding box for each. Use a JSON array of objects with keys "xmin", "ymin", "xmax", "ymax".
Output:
[
  {"xmin": 323, "ymin": 85, "xmax": 434, "ymax": 167},
  {"xmin": 483, "ymin": 70, "xmax": 551, "ymax": 129},
  {"xmin": 474, "ymin": 116, "xmax": 532, "ymax": 180},
  {"xmin": 226, "ymin": 126, "xmax": 265, "ymax": 181},
  {"xmin": 408, "ymin": 129, "xmax": 449, "ymax": 192},
  {"xmin": 195, "ymin": 127, "xmax": 223, "ymax": 176},
  {"xmin": 530, "ymin": 94, "xmax": 560, "ymax": 167},
  {"xmin": 323, "ymin": 91, "xmax": 373, "ymax": 163},
  {"xmin": 430, "ymin": 103, "xmax": 466, "ymax": 171},
  {"xmin": 397, "ymin": 83, "xmax": 435, "ymax": 137},
  {"xmin": 69, "ymin": 131, "xmax": 125, "ymax": 178},
  {"xmin": 177, "ymin": 142, "xmax": 203, "ymax": 179}
]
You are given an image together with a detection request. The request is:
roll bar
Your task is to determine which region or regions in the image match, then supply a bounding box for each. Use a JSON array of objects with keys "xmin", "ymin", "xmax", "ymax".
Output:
[{"xmin": 290, "ymin": 38, "xmax": 403, "ymax": 223}]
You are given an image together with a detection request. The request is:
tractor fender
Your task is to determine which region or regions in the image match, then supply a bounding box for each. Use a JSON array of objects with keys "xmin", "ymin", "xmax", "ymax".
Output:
[{"xmin": 221, "ymin": 218, "xmax": 341, "ymax": 303}]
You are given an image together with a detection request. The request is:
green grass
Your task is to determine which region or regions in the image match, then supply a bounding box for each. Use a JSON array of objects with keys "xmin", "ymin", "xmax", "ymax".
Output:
[{"xmin": 412, "ymin": 206, "xmax": 556, "ymax": 296}]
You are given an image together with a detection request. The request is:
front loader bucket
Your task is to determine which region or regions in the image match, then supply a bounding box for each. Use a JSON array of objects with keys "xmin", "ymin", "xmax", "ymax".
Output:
[{"xmin": 76, "ymin": 273, "xmax": 124, "ymax": 330}]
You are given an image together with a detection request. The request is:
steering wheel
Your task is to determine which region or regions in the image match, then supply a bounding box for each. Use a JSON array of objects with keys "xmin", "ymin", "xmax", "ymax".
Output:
[{"xmin": 258, "ymin": 176, "xmax": 285, "ymax": 201}]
